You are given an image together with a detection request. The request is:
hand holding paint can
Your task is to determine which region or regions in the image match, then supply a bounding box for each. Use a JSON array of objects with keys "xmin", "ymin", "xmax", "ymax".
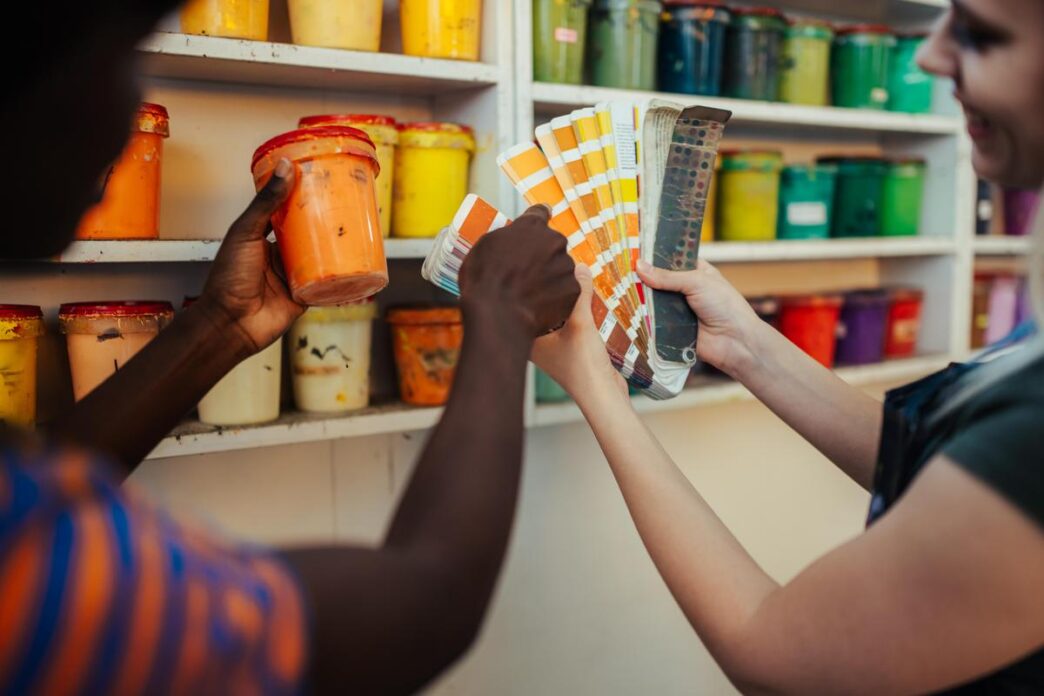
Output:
[{"xmin": 251, "ymin": 126, "xmax": 389, "ymax": 306}]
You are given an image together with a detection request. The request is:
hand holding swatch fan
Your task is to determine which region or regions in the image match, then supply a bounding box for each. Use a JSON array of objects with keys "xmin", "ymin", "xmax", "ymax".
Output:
[{"xmin": 422, "ymin": 100, "xmax": 731, "ymax": 399}]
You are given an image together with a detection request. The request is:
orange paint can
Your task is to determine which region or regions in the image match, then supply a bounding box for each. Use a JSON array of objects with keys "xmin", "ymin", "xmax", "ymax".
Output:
[
  {"xmin": 77, "ymin": 103, "xmax": 170, "ymax": 240},
  {"xmin": 252, "ymin": 126, "xmax": 389, "ymax": 306},
  {"xmin": 388, "ymin": 307, "xmax": 463, "ymax": 406}
]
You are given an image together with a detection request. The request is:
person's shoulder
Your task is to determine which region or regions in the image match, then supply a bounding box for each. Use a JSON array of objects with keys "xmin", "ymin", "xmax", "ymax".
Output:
[
  {"xmin": 964, "ymin": 347, "xmax": 1044, "ymax": 413},
  {"xmin": 942, "ymin": 346, "xmax": 1044, "ymax": 529}
]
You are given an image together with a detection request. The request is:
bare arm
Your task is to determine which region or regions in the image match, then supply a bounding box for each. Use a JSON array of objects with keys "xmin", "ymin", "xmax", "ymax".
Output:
[
  {"xmin": 580, "ymin": 381, "xmax": 1044, "ymax": 694},
  {"xmin": 638, "ymin": 260, "xmax": 882, "ymax": 489},
  {"xmin": 50, "ymin": 163, "xmax": 303, "ymax": 477},
  {"xmin": 282, "ymin": 208, "xmax": 579, "ymax": 695},
  {"xmin": 537, "ymin": 272, "xmax": 1044, "ymax": 694}
]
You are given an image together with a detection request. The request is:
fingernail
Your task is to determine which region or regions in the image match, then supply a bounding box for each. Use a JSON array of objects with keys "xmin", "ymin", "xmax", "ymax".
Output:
[
  {"xmin": 274, "ymin": 158, "xmax": 292, "ymax": 179},
  {"xmin": 636, "ymin": 260, "xmax": 651, "ymax": 273}
]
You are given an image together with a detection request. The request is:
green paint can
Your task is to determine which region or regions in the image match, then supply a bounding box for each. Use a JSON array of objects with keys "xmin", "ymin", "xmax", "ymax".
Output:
[
  {"xmin": 778, "ymin": 164, "xmax": 837, "ymax": 240},
  {"xmin": 818, "ymin": 156, "xmax": 889, "ymax": 237},
  {"xmin": 881, "ymin": 158, "xmax": 926, "ymax": 236},
  {"xmin": 887, "ymin": 34, "xmax": 934, "ymax": 113},
  {"xmin": 533, "ymin": 0, "xmax": 593, "ymax": 84},
  {"xmin": 832, "ymin": 24, "xmax": 895, "ymax": 110},
  {"xmin": 587, "ymin": 0, "xmax": 662, "ymax": 90}
]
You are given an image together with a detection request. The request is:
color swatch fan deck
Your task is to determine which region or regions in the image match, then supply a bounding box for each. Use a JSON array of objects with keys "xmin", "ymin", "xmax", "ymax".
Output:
[{"xmin": 422, "ymin": 100, "xmax": 732, "ymax": 399}]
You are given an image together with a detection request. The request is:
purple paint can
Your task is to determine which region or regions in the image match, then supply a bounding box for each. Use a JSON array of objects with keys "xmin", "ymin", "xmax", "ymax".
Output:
[
  {"xmin": 1003, "ymin": 188, "xmax": 1040, "ymax": 236},
  {"xmin": 836, "ymin": 289, "xmax": 890, "ymax": 365}
]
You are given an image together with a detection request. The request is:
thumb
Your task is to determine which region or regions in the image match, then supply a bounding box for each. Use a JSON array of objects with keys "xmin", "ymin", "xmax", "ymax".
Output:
[
  {"xmin": 636, "ymin": 259, "xmax": 697, "ymax": 294},
  {"xmin": 571, "ymin": 263, "xmax": 596, "ymax": 326},
  {"xmin": 228, "ymin": 158, "xmax": 296, "ymax": 244}
]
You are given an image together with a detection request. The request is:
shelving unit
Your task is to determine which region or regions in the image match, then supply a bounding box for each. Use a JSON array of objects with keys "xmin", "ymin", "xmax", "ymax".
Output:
[
  {"xmin": 531, "ymin": 82, "xmax": 961, "ymax": 135},
  {"xmin": 974, "ymin": 236, "xmax": 1033, "ymax": 257},
  {"xmin": 147, "ymin": 355, "xmax": 945, "ymax": 459},
  {"xmin": 55, "ymin": 239, "xmax": 435, "ymax": 263},
  {"xmin": 5, "ymin": 0, "xmax": 997, "ymax": 452},
  {"xmin": 702, "ymin": 237, "xmax": 955, "ymax": 263},
  {"xmin": 139, "ymin": 33, "xmax": 502, "ymax": 93},
  {"xmin": 532, "ymin": 355, "xmax": 950, "ymax": 428}
]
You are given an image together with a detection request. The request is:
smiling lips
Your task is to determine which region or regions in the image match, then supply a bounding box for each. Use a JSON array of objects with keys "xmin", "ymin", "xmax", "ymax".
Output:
[{"xmin": 956, "ymin": 92, "xmax": 995, "ymax": 141}]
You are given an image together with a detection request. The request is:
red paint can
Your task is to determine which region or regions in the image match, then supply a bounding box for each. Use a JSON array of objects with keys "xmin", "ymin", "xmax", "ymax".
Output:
[
  {"xmin": 884, "ymin": 287, "xmax": 924, "ymax": 358},
  {"xmin": 779, "ymin": 294, "xmax": 843, "ymax": 367}
]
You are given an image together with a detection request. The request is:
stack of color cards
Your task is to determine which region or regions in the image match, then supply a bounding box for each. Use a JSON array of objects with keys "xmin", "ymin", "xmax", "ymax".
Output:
[{"xmin": 422, "ymin": 100, "xmax": 731, "ymax": 399}]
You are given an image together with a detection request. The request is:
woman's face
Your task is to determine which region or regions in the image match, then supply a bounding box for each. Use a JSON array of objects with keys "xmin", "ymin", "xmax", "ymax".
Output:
[{"xmin": 919, "ymin": 0, "xmax": 1044, "ymax": 189}]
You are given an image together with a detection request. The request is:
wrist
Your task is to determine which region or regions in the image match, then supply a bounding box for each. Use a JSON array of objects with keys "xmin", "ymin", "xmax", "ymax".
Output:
[
  {"xmin": 721, "ymin": 317, "xmax": 770, "ymax": 383},
  {"xmin": 186, "ymin": 295, "xmax": 256, "ymax": 364},
  {"xmin": 461, "ymin": 299, "xmax": 535, "ymax": 351}
]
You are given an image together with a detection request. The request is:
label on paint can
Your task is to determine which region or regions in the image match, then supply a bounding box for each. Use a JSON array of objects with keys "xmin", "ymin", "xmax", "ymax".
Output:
[
  {"xmin": 893, "ymin": 319, "xmax": 918, "ymax": 343},
  {"xmin": 787, "ymin": 202, "xmax": 828, "ymax": 227},
  {"xmin": 554, "ymin": 27, "xmax": 579, "ymax": 43},
  {"xmin": 977, "ymin": 199, "xmax": 994, "ymax": 222}
]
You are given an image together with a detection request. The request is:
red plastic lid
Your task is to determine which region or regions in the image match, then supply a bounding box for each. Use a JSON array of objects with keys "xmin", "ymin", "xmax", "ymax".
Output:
[
  {"xmin": 298, "ymin": 114, "xmax": 398, "ymax": 128},
  {"xmin": 781, "ymin": 294, "xmax": 843, "ymax": 308},
  {"xmin": 396, "ymin": 121, "xmax": 475, "ymax": 136},
  {"xmin": 836, "ymin": 24, "xmax": 893, "ymax": 36},
  {"xmin": 134, "ymin": 102, "xmax": 170, "ymax": 137},
  {"xmin": 0, "ymin": 305, "xmax": 43, "ymax": 320},
  {"xmin": 139, "ymin": 102, "xmax": 169, "ymax": 120},
  {"xmin": 59, "ymin": 301, "xmax": 174, "ymax": 318},
  {"xmin": 251, "ymin": 126, "xmax": 377, "ymax": 170},
  {"xmin": 888, "ymin": 287, "xmax": 925, "ymax": 302},
  {"xmin": 731, "ymin": 6, "xmax": 785, "ymax": 18}
]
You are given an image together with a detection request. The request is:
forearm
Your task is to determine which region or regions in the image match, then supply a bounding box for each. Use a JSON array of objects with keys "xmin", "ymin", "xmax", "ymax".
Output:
[
  {"xmin": 50, "ymin": 300, "xmax": 251, "ymax": 478},
  {"xmin": 575, "ymin": 382, "xmax": 779, "ymax": 676},
  {"xmin": 283, "ymin": 309, "xmax": 533, "ymax": 694},
  {"xmin": 385, "ymin": 306, "xmax": 530, "ymax": 605},
  {"xmin": 731, "ymin": 322, "xmax": 883, "ymax": 490}
]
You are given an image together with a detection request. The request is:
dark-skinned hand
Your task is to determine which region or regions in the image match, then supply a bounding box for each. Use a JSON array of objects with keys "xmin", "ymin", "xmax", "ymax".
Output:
[
  {"xmin": 459, "ymin": 204, "xmax": 579, "ymax": 338},
  {"xmin": 197, "ymin": 157, "xmax": 305, "ymax": 354}
]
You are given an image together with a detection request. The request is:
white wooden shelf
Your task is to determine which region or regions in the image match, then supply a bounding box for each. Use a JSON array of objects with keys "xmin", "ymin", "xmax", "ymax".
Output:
[
  {"xmin": 47, "ymin": 238, "xmax": 949, "ymax": 265},
  {"xmin": 139, "ymin": 33, "xmax": 501, "ymax": 94},
  {"xmin": 702, "ymin": 237, "xmax": 955, "ymax": 263},
  {"xmin": 49, "ymin": 239, "xmax": 435, "ymax": 263},
  {"xmin": 973, "ymin": 236, "xmax": 1032, "ymax": 256},
  {"xmin": 533, "ymin": 355, "xmax": 949, "ymax": 428},
  {"xmin": 146, "ymin": 355, "xmax": 948, "ymax": 458},
  {"xmin": 531, "ymin": 82, "xmax": 961, "ymax": 135},
  {"xmin": 148, "ymin": 402, "xmax": 444, "ymax": 459}
]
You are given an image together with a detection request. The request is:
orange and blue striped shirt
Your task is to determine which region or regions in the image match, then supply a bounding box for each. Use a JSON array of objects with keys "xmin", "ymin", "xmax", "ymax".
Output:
[{"xmin": 0, "ymin": 445, "xmax": 308, "ymax": 695}]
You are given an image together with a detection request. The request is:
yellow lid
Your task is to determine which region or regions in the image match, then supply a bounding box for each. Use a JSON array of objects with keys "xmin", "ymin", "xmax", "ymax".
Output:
[{"xmin": 397, "ymin": 122, "xmax": 475, "ymax": 151}]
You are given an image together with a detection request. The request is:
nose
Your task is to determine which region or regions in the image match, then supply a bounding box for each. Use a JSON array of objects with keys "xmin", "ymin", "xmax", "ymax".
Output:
[{"xmin": 917, "ymin": 10, "xmax": 959, "ymax": 81}]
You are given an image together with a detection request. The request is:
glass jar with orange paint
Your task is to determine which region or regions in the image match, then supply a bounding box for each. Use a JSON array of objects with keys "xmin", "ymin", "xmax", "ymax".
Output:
[
  {"xmin": 388, "ymin": 307, "xmax": 463, "ymax": 406},
  {"xmin": 251, "ymin": 126, "xmax": 389, "ymax": 306},
  {"xmin": 76, "ymin": 103, "xmax": 170, "ymax": 240},
  {"xmin": 298, "ymin": 114, "xmax": 398, "ymax": 239}
]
